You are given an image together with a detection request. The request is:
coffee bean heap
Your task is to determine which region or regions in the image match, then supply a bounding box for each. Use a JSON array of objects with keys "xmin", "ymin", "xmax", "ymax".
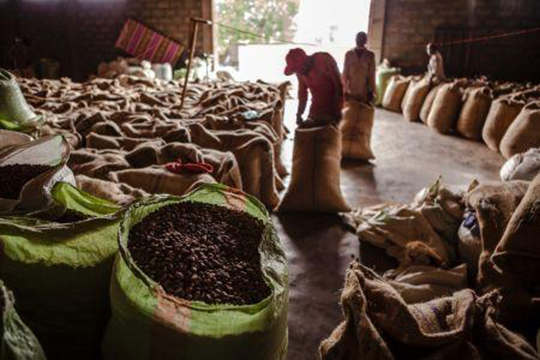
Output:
[
  {"xmin": 0, "ymin": 164, "xmax": 52, "ymax": 199},
  {"xmin": 128, "ymin": 202, "xmax": 271, "ymax": 305}
]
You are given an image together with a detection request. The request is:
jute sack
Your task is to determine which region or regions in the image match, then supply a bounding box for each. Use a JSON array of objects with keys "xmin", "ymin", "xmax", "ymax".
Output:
[
  {"xmin": 482, "ymin": 97, "xmax": 524, "ymax": 152},
  {"xmin": 427, "ymin": 83, "xmax": 463, "ymax": 134},
  {"xmin": 158, "ymin": 142, "xmax": 243, "ymax": 190},
  {"xmin": 465, "ymin": 181, "xmax": 530, "ymax": 292},
  {"xmin": 0, "ymin": 183, "xmax": 121, "ymax": 359},
  {"xmin": 0, "ymin": 130, "xmax": 32, "ymax": 155},
  {"xmin": 70, "ymin": 149, "xmax": 131, "ymax": 181},
  {"xmin": 419, "ymin": 83, "xmax": 443, "ymax": 124},
  {"xmin": 457, "ymin": 87, "xmax": 492, "ymax": 140},
  {"xmin": 492, "ymin": 173, "xmax": 540, "ymax": 281},
  {"xmin": 341, "ymin": 100, "xmax": 375, "ymax": 160},
  {"xmin": 277, "ymin": 125, "xmax": 350, "ymax": 213},
  {"xmin": 500, "ymin": 102, "xmax": 540, "ymax": 159},
  {"xmin": 1, "ymin": 280, "xmax": 46, "ymax": 360},
  {"xmin": 403, "ymin": 77, "xmax": 431, "ymax": 122},
  {"xmin": 102, "ymin": 184, "xmax": 289, "ymax": 360},
  {"xmin": 76, "ymin": 175, "xmax": 148, "ymax": 206},
  {"xmin": 111, "ymin": 166, "xmax": 216, "ymax": 196},
  {"xmin": 500, "ymin": 148, "xmax": 540, "ymax": 182},
  {"xmin": 382, "ymin": 75, "xmax": 410, "ymax": 112},
  {"xmin": 375, "ymin": 67, "xmax": 400, "ymax": 106},
  {"xmin": 320, "ymin": 262, "xmax": 538, "ymax": 360}
]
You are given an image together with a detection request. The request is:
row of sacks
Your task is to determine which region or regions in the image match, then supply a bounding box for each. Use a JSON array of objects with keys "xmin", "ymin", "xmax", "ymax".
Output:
[
  {"xmin": 382, "ymin": 75, "xmax": 540, "ymax": 159},
  {"xmin": 331, "ymin": 174, "xmax": 540, "ymax": 359},
  {"xmin": 0, "ymin": 134, "xmax": 289, "ymax": 360}
]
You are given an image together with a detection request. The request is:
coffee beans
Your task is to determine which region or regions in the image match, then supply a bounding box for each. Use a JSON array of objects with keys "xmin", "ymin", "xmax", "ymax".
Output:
[
  {"xmin": 128, "ymin": 202, "xmax": 271, "ymax": 305},
  {"xmin": 0, "ymin": 164, "xmax": 52, "ymax": 200}
]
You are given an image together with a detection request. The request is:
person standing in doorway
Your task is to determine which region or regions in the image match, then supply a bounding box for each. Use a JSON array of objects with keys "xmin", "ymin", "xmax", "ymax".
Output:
[
  {"xmin": 426, "ymin": 43, "xmax": 446, "ymax": 83},
  {"xmin": 342, "ymin": 31, "xmax": 376, "ymax": 105},
  {"xmin": 284, "ymin": 48, "xmax": 343, "ymax": 128}
]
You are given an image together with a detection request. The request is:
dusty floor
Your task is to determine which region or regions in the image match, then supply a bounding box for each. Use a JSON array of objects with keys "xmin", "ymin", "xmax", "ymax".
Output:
[{"xmin": 276, "ymin": 105, "xmax": 506, "ymax": 360}]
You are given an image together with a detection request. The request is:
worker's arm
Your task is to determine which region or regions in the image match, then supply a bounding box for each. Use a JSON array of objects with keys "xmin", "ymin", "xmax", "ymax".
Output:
[
  {"xmin": 368, "ymin": 52, "xmax": 377, "ymax": 104},
  {"xmin": 297, "ymin": 76, "xmax": 308, "ymax": 124}
]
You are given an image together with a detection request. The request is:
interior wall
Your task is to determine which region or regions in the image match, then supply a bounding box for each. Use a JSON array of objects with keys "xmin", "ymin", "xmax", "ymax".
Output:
[
  {"xmin": 371, "ymin": 0, "xmax": 540, "ymax": 81},
  {"xmin": 0, "ymin": 0, "xmax": 213, "ymax": 80}
]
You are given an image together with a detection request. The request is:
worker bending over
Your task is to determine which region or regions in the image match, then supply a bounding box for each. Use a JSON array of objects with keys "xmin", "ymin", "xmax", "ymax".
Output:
[
  {"xmin": 284, "ymin": 48, "xmax": 343, "ymax": 128},
  {"xmin": 426, "ymin": 43, "xmax": 446, "ymax": 83},
  {"xmin": 342, "ymin": 32, "xmax": 376, "ymax": 105}
]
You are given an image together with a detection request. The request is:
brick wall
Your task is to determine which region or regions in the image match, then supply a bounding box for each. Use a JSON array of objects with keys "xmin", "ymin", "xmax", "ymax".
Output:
[
  {"xmin": 379, "ymin": 0, "xmax": 540, "ymax": 81},
  {"xmin": 0, "ymin": 0, "xmax": 213, "ymax": 80}
]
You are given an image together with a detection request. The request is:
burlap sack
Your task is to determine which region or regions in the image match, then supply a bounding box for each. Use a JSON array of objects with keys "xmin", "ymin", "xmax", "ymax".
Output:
[
  {"xmin": 341, "ymin": 101, "xmax": 375, "ymax": 160},
  {"xmin": 86, "ymin": 133, "xmax": 121, "ymax": 150},
  {"xmin": 492, "ymin": 173, "xmax": 540, "ymax": 281},
  {"xmin": 500, "ymin": 102, "xmax": 540, "ymax": 159},
  {"xmin": 277, "ymin": 125, "xmax": 350, "ymax": 213},
  {"xmin": 76, "ymin": 175, "xmax": 148, "ymax": 206},
  {"xmin": 428, "ymin": 83, "xmax": 463, "ymax": 134},
  {"xmin": 320, "ymin": 262, "xmax": 538, "ymax": 360},
  {"xmin": 0, "ymin": 129, "xmax": 32, "ymax": 155},
  {"xmin": 419, "ymin": 83, "xmax": 443, "ymax": 124},
  {"xmin": 111, "ymin": 166, "xmax": 216, "ymax": 196},
  {"xmin": 457, "ymin": 87, "xmax": 492, "ymax": 140},
  {"xmin": 157, "ymin": 142, "xmax": 243, "ymax": 190},
  {"xmin": 124, "ymin": 142, "xmax": 162, "ymax": 168},
  {"xmin": 403, "ymin": 77, "xmax": 431, "ymax": 122},
  {"xmin": 465, "ymin": 181, "xmax": 529, "ymax": 292},
  {"xmin": 500, "ymin": 148, "xmax": 540, "ymax": 182},
  {"xmin": 382, "ymin": 76, "xmax": 410, "ymax": 113},
  {"xmin": 482, "ymin": 97, "xmax": 524, "ymax": 152},
  {"xmin": 70, "ymin": 150, "xmax": 130, "ymax": 180}
]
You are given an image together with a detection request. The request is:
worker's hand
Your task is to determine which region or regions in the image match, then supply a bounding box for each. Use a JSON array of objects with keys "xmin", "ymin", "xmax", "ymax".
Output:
[{"xmin": 296, "ymin": 114, "xmax": 304, "ymax": 126}]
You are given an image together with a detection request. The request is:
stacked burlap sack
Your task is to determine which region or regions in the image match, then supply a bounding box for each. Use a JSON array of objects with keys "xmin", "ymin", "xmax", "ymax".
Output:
[
  {"xmin": 329, "ymin": 174, "xmax": 540, "ymax": 359},
  {"xmin": 3, "ymin": 70, "xmax": 290, "ymax": 208}
]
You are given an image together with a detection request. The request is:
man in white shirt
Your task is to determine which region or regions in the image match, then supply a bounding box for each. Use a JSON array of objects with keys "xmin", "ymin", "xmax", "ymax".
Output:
[
  {"xmin": 342, "ymin": 32, "xmax": 377, "ymax": 105},
  {"xmin": 426, "ymin": 43, "xmax": 446, "ymax": 83}
]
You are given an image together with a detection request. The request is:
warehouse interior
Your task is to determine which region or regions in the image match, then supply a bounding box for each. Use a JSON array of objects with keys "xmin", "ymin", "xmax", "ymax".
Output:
[{"xmin": 0, "ymin": 1, "xmax": 540, "ymax": 359}]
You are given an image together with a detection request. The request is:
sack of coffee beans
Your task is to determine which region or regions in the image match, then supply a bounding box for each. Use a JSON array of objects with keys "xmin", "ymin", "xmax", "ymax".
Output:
[
  {"xmin": 0, "ymin": 135, "xmax": 76, "ymax": 215},
  {"xmin": 0, "ymin": 69, "xmax": 42, "ymax": 133},
  {"xmin": 457, "ymin": 87, "xmax": 492, "ymax": 140},
  {"xmin": 500, "ymin": 102, "xmax": 540, "ymax": 159},
  {"xmin": 103, "ymin": 183, "xmax": 288, "ymax": 360},
  {"xmin": 1, "ymin": 279, "xmax": 46, "ymax": 360},
  {"xmin": 420, "ymin": 83, "xmax": 443, "ymax": 124},
  {"xmin": 278, "ymin": 125, "xmax": 350, "ymax": 213},
  {"xmin": 341, "ymin": 100, "xmax": 375, "ymax": 160},
  {"xmin": 482, "ymin": 97, "xmax": 524, "ymax": 152},
  {"xmin": 0, "ymin": 182, "xmax": 121, "ymax": 359},
  {"xmin": 403, "ymin": 77, "xmax": 431, "ymax": 122},
  {"xmin": 382, "ymin": 75, "xmax": 411, "ymax": 112},
  {"xmin": 428, "ymin": 83, "xmax": 463, "ymax": 134}
]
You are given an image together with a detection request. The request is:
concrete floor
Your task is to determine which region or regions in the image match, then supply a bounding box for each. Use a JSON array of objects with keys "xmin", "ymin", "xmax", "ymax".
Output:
[{"xmin": 275, "ymin": 106, "xmax": 506, "ymax": 360}]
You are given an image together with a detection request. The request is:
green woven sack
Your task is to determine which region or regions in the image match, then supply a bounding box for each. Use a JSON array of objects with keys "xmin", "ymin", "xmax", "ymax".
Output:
[
  {"xmin": 0, "ymin": 182, "xmax": 121, "ymax": 360},
  {"xmin": 0, "ymin": 69, "xmax": 41, "ymax": 133},
  {"xmin": 103, "ymin": 183, "xmax": 289, "ymax": 360},
  {"xmin": 375, "ymin": 67, "xmax": 401, "ymax": 106},
  {"xmin": 1, "ymin": 280, "xmax": 46, "ymax": 360}
]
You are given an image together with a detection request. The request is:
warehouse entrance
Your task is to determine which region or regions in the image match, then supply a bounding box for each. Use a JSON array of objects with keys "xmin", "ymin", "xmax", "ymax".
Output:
[{"xmin": 214, "ymin": 0, "xmax": 372, "ymax": 82}]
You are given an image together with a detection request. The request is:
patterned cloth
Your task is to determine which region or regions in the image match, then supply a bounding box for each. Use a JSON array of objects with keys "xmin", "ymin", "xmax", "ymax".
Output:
[{"xmin": 116, "ymin": 18, "xmax": 184, "ymax": 65}]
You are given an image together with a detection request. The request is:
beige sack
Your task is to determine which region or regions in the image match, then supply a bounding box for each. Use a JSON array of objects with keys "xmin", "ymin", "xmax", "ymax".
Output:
[
  {"xmin": 419, "ymin": 83, "xmax": 443, "ymax": 124},
  {"xmin": 403, "ymin": 78, "xmax": 431, "ymax": 122},
  {"xmin": 76, "ymin": 175, "xmax": 148, "ymax": 206},
  {"xmin": 482, "ymin": 98, "xmax": 524, "ymax": 152},
  {"xmin": 465, "ymin": 181, "xmax": 530, "ymax": 292},
  {"xmin": 500, "ymin": 102, "xmax": 540, "ymax": 159},
  {"xmin": 341, "ymin": 101, "xmax": 375, "ymax": 160},
  {"xmin": 492, "ymin": 173, "xmax": 540, "ymax": 281},
  {"xmin": 427, "ymin": 83, "xmax": 463, "ymax": 134},
  {"xmin": 278, "ymin": 125, "xmax": 350, "ymax": 213},
  {"xmin": 111, "ymin": 166, "xmax": 216, "ymax": 196},
  {"xmin": 457, "ymin": 87, "xmax": 492, "ymax": 140},
  {"xmin": 382, "ymin": 76, "xmax": 410, "ymax": 112}
]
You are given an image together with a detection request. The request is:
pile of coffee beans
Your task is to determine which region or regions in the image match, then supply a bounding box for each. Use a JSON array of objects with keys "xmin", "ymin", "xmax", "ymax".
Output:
[
  {"xmin": 128, "ymin": 202, "xmax": 271, "ymax": 305},
  {"xmin": 0, "ymin": 164, "xmax": 52, "ymax": 199}
]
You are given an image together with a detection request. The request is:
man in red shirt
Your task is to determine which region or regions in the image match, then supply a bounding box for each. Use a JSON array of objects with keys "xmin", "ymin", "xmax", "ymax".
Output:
[{"xmin": 284, "ymin": 48, "xmax": 344, "ymax": 128}]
